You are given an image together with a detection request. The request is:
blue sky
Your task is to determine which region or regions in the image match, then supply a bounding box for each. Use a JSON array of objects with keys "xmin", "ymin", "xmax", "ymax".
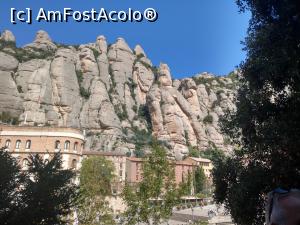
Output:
[{"xmin": 0, "ymin": 1, "xmax": 250, "ymax": 79}]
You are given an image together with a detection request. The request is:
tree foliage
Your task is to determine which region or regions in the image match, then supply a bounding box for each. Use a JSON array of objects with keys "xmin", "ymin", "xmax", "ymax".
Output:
[
  {"xmin": 199, "ymin": 147, "xmax": 225, "ymax": 163},
  {"xmin": 122, "ymin": 143, "xmax": 182, "ymax": 225},
  {"xmin": 214, "ymin": 0, "xmax": 300, "ymax": 224},
  {"xmin": 194, "ymin": 167, "xmax": 206, "ymax": 194},
  {"xmin": 0, "ymin": 150, "xmax": 77, "ymax": 225},
  {"xmin": 77, "ymin": 156, "xmax": 116, "ymax": 225},
  {"xmin": 0, "ymin": 149, "xmax": 25, "ymax": 223}
]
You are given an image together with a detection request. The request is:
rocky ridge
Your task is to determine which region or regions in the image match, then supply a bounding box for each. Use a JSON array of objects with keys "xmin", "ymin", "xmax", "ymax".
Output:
[{"xmin": 0, "ymin": 30, "xmax": 238, "ymax": 159}]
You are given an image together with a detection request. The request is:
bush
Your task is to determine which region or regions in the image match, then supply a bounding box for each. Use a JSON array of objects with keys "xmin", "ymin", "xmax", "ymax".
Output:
[
  {"xmin": 0, "ymin": 39, "xmax": 16, "ymax": 50},
  {"xmin": 132, "ymin": 105, "xmax": 138, "ymax": 113},
  {"xmin": 90, "ymin": 48, "xmax": 100, "ymax": 59},
  {"xmin": 0, "ymin": 112, "xmax": 19, "ymax": 125},
  {"xmin": 192, "ymin": 76, "xmax": 214, "ymax": 86},
  {"xmin": 76, "ymin": 70, "xmax": 83, "ymax": 83},
  {"xmin": 17, "ymin": 85, "xmax": 23, "ymax": 93},
  {"xmin": 80, "ymin": 87, "xmax": 90, "ymax": 99},
  {"xmin": 138, "ymin": 104, "xmax": 152, "ymax": 130},
  {"xmin": 203, "ymin": 115, "xmax": 213, "ymax": 124},
  {"xmin": 16, "ymin": 47, "xmax": 55, "ymax": 62},
  {"xmin": 115, "ymin": 104, "xmax": 128, "ymax": 121},
  {"xmin": 125, "ymin": 79, "xmax": 137, "ymax": 100}
]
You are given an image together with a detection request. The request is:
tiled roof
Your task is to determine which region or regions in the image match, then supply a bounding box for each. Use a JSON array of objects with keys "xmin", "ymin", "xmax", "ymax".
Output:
[
  {"xmin": 190, "ymin": 157, "xmax": 211, "ymax": 163},
  {"xmin": 83, "ymin": 151, "xmax": 126, "ymax": 157}
]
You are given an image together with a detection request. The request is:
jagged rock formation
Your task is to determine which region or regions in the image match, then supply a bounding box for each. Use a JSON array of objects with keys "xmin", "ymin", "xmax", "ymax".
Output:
[{"xmin": 0, "ymin": 30, "xmax": 238, "ymax": 159}]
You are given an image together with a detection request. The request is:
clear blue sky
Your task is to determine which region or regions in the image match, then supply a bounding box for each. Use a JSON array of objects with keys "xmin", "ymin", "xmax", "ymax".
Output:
[{"xmin": 0, "ymin": 1, "xmax": 250, "ymax": 79}]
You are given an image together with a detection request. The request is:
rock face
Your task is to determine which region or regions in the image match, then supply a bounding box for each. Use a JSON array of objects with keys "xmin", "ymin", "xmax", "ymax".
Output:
[{"xmin": 0, "ymin": 30, "xmax": 238, "ymax": 158}]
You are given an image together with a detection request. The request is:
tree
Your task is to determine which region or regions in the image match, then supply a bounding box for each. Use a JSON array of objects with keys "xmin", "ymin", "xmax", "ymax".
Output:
[
  {"xmin": 122, "ymin": 143, "xmax": 182, "ymax": 225},
  {"xmin": 199, "ymin": 147, "xmax": 225, "ymax": 163},
  {"xmin": 188, "ymin": 146, "xmax": 200, "ymax": 158},
  {"xmin": 194, "ymin": 167, "xmax": 206, "ymax": 194},
  {"xmin": 11, "ymin": 153, "xmax": 77, "ymax": 225},
  {"xmin": 178, "ymin": 171, "xmax": 193, "ymax": 196},
  {"xmin": 0, "ymin": 151, "xmax": 77, "ymax": 225},
  {"xmin": 0, "ymin": 148, "xmax": 25, "ymax": 223},
  {"xmin": 77, "ymin": 156, "xmax": 116, "ymax": 225},
  {"xmin": 214, "ymin": 1, "xmax": 300, "ymax": 224}
]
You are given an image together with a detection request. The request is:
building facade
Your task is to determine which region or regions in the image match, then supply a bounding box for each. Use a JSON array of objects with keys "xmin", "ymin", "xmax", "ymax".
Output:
[
  {"xmin": 0, "ymin": 125, "xmax": 85, "ymax": 170},
  {"xmin": 126, "ymin": 157, "xmax": 198, "ymax": 186},
  {"xmin": 82, "ymin": 151, "xmax": 127, "ymax": 190},
  {"xmin": 126, "ymin": 157, "xmax": 144, "ymax": 184},
  {"xmin": 184, "ymin": 157, "xmax": 213, "ymax": 178}
]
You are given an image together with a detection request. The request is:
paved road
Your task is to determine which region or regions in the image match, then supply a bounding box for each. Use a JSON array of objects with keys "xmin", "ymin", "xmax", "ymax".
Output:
[
  {"xmin": 171, "ymin": 212, "xmax": 207, "ymax": 222},
  {"xmin": 131, "ymin": 204, "xmax": 232, "ymax": 225}
]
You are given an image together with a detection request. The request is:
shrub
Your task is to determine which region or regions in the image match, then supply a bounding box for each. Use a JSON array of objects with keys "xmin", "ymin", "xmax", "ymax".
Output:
[
  {"xmin": 138, "ymin": 104, "xmax": 152, "ymax": 130},
  {"xmin": 203, "ymin": 114, "xmax": 213, "ymax": 124},
  {"xmin": 76, "ymin": 70, "xmax": 83, "ymax": 83},
  {"xmin": 192, "ymin": 76, "xmax": 214, "ymax": 86},
  {"xmin": 132, "ymin": 105, "xmax": 138, "ymax": 113},
  {"xmin": 90, "ymin": 48, "xmax": 100, "ymax": 59},
  {"xmin": 0, "ymin": 39, "xmax": 16, "ymax": 50},
  {"xmin": 0, "ymin": 112, "xmax": 19, "ymax": 125},
  {"xmin": 80, "ymin": 87, "xmax": 90, "ymax": 99},
  {"xmin": 17, "ymin": 85, "xmax": 23, "ymax": 93},
  {"xmin": 125, "ymin": 80, "xmax": 137, "ymax": 100},
  {"xmin": 115, "ymin": 104, "xmax": 128, "ymax": 121}
]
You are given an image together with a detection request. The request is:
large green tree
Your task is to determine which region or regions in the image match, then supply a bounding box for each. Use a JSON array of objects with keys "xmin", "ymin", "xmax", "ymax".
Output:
[
  {"xmin": 194, "ymin": 167, "xmax": 206, "ymax": 194},
  {"xmin": 0, "ymin": 151, "xmax": 77, "ymax": 225},
  {"xmin": 214, "ymin": 1, "xmax": 300, "ymax": 224},
  {"xmin": 13, "ymin": 153, "xmax": 77, "ymax": 225},
  {"xmin": 0, "ymin": 149, "xmax": 25, "ymax": 223},
  {"xmin": 122, "ymin": 143, "xmax": 182, "ymax": 225},
  {"xmin": 77, "ymin": 156, "xmax": 116, "ymax": 225}
]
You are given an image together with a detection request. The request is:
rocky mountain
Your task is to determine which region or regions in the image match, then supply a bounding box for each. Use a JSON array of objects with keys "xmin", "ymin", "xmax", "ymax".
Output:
[{"xmin": 0, "ymin": 30, "xmax": 238, "ymax": 159}]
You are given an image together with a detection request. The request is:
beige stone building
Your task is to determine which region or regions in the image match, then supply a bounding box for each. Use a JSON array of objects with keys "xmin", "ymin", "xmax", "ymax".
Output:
[
  {"xmin": 126, "ymin": 157, "xmax": 198, "ymax": 186},
  {"xmin": 0, "ymin": 125, "xmax": 85, "ymax": 170},
  {"xmin": 184, "ymin": 157, "xmax": 213, "ymax": 178},
  {"xmin": 82, "ymin": 151, "xmax": 127, "ymax": 214},
  {"xmin": 82, "ymin": 151, "xmax": 127, "ymax": 190}
]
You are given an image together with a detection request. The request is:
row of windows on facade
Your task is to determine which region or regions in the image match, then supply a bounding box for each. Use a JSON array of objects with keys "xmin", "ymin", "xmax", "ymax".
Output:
[
  {"xmin": 21, "ymin": 158, "xmax": 78, "ymax": 170},
  {"xmin": 4, "ymin": 139, "xmax": 83, "ymax": 151}
]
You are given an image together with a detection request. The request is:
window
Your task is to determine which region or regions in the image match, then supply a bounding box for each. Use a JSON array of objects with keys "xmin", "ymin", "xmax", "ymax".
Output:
[
  {"xmin": 120, "ymin": 163, "xmax": 123, "ymax": 169},
  {"xmin": 22, "ymin": 158, "xmax": 29, "ymax": 170},
  {"xmin": 55, "ymin": 140, "xmax": 60, "ymax": 149},
  {"xmin": 25, "ymin": 140, "xmax": 31, "ymax": 149},
  {"xmin": 15, "ymin": 140, "xmax": 21, "ymax": 149},
  {"xmin": 81, "ymin": 143, "xmax": 84, "ymax": 150},
  {"xmin": 119, "ymin": 170, "xmax": 123, "ymax": 177},
  {"xmin": 71, "ymin": 159, "xmax": 77, "ymax": 170},
  {"xmin": 73, "ymin": 142, "xmax": 78, "ymax": 151},
  {"xmin": 5, "ymin": 139, "xmax": 11, "ymax": 149},
  {"xmin": 64, "ymin": 141, "xmax": 70, "ymax": 150}
]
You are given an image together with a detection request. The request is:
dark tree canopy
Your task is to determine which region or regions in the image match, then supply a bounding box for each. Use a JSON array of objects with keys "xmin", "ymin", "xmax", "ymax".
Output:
[
  {"xmin": 214, "ymin": 0, "xmax": 300, "ymax": 224},
  {"xmin": 0, "ymin": 149, "xmax": 25, "ymax": 223},
  {"xmin": 0, "ymin": 150, "xmax": 77, "ymax": 225}
]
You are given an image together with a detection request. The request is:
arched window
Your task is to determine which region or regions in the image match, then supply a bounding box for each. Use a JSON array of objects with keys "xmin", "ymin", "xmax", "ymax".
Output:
[
  {"xmin": 64, "ymin": 141, "xmax": 70, "ymax": 150},
  {"xmin": 25, "ymin": 140, "xmax": 31, "ymax": 149},
  {"xmin": 81, "ymin": 143, "xmax": 84, "ymax": 151},
  {"xmin": 22, "ymin": 158, "xmax": 29, "ymax": 170},
  {"xmin": 15, "ymin": 140, "xmax": 21, "ymax": 149},
  {"xmin": 73, "ymin": 142, "xmax": 78, "ymax": 151},
  {"xmin": 55, "ymin": 140, "xmax": 60, "ymax": 150},
  {"xmin": 71, "ymin": 159, "xmax": 77, "ymax": 170},
  {"xmin": 5, "ymin": 139, "xmax": 11, "ymax": 149}
]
